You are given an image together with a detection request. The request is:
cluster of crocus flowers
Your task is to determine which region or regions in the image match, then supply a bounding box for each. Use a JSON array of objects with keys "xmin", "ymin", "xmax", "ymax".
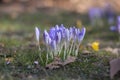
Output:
[{"xmin": 35, "ymin": 24, "xmax": 86, "ymax": 66}]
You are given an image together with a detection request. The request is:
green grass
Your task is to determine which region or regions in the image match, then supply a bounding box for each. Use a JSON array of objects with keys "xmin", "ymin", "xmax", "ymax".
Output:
[{"xmin": 0, "ymin": 11, "xmax": 120, "ymax": 80}]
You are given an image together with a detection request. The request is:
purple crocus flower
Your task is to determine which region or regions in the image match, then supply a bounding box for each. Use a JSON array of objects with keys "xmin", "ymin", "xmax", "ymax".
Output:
[
  {"xmin": 69, "ymin": 27, "xmax": 74, "ymax": 40},
  {"xmin": 59, "ymin": 24, "xmax": 65, "ymax": 29},
  {"xmin": 77, "ymin": 27, "xmax": 86, "ymax": 42},
  {"xmin": 65, "ymin": 28, "xmax": 70, "ymax": 41},
  {"xmin": 117, "ymin": 16, "xmax": 120, "ymax": 33},
  {"xmin": 51, "ymin": 40, "xmax": 57, "ymax": 50},
  {"xmin": 49, "ymin": 27, "xmax": 56, "ymax": 40},
  {"xmin": 43, "ymin": 30, "xmax": 51, "ymax": 45},
  {"xmin": 56, "ymin": 31, "xmax": 62, "ymax": 43},
  {"xmin": 58, "ymin": 24, "xmax": 66, "ymax": 39},
  {"xmin": 70, "ymin": 27, "xmax": 77, "ymax": 41},
  {"xmin": 55, "ymin": 25, "xmax": 59, "ymax": 30},
  {"xmin": 35, "ymin": 27, "xmax": 40, "ymax": 42}
]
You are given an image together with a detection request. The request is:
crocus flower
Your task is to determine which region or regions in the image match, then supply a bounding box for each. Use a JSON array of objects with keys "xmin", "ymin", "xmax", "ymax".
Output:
[
  {"xmin": 49, "ymin": 27, "xmax": 56, "ymax": 40},
  {"xmin": 69, "ymin": 27, "xmax": 74, "ymax": 40},
  {"xmin": 77, "ymin": 27, "xmax": 86, "ymax": 43},
  {"xmin": 65, "ymin": 28, "xmax": 70, "ymax": 41},
  {"xmin": 55, "ymin": 25, "xmax": 59, "ymax": 30},
  {"xmin": 51, "ymin": 40, "xmax": 57, "ymax": 50},
  {"xmin": 70, "ymin": 27, "xmax": 77, "ymax": 41},
  {"xmin": 59, "ymin": 25, "xmax": 66, "ymax": 39},
  {"xmin": 43, "ymin": 30, "xmax": 51, "ymax": 45},
  {"xmin": 35, "ymin": 27, "xmax": 40, "ymax": 43},
  {"xmin": 56, "ymin": 31, "xmax": 62, "ymax": 43},
  {"xmin": 91, "ymin": 41, "xmax": 99, "ymax": 51},
  {"xmin": 117, "ymin": 16, "xmax": 120, "ymax": 33}
]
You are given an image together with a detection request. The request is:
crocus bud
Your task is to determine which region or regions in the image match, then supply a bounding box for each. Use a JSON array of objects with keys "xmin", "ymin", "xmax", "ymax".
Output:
[
  {"xmin": 43, "ymin": 30, "xmax": 51, "ymax": 45},
  {"xmin": 35, "ymin": 27, "xmax": 40, "ymax": 43},
  {"xmin": 51, "ymin": 40, "xmax": 57, "ymax": 50},
  {"xmin": 49, "ymin": 27, "xmax": 56, "ymax": 40},
  {"xmin": 55, "ymin": 25, "xmax": 59, "ymax": 30},
  {"xmin": 65, "ymin": 28, "xmax": 70, "ymax": 41},
  {"xmin": 78, "ymin": 27, "xmax": 86, "ymax": 42},
  {"xmin": 57, "ymin": 31, "xmax": 62, "ymax": 43},
  {"xmin": 69, "ymin": 27, "xmax": 73, "ymax": 40}
]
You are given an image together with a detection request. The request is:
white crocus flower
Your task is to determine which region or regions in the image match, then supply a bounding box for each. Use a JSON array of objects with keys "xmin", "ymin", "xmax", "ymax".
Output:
[
  {"xmin": 65, "ymin": 28, "xmax": 70, "ymax": 41},
  {"xmin": 35, "ymin": 27, "xmax": 40, "ymax": 43}
]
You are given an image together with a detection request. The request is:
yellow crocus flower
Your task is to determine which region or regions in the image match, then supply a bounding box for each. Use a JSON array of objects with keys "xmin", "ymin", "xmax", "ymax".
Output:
[{"xmin": 91, "ymin": 42, "xmax": 99, "ymax": 51}]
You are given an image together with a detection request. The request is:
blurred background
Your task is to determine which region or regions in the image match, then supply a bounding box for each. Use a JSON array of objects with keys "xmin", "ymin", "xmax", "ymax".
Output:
[
  {"xmin": 0, "ymin": 0, "xmax": 120, "ymax": 26},
  {"xmin": 0, "ymin": 0, "xmax": 120, "ymax": 15},
  {"xmin": 0, "ymin": 0, "xmax": 120, "ymax": 14},
  {"xmin": 0, "ymin": 0, "xmax": 119, "ymax": 44}
]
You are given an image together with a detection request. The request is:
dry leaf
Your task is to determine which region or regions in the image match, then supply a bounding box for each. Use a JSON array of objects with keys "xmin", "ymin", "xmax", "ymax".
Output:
[
  {"xmin": 46, "ymin": 56, "xmax": 76, "ymax": 69},
  {"xmin": 110, "ymin": 58, "xmax": 120, "ymax": 79},
  {"xmin": 63, "ymin": 56, "xmax": 76, "ymax": 66},
  {"xmin": 46, "ymin": 57, "xmax": 63, "ymax": 69}
]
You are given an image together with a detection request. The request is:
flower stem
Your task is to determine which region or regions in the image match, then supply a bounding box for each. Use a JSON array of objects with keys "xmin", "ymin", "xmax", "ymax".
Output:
[
  {"xmin": 63, "ymin": 42, "xmax": 67, "ymax": 60},
  {"xmin": 75, "ymin": 42, "xmax": 81, "ymax": 56},
  {"xmin": 68, "ymin": 40, "xmax": 74, "ymax": 56},
  {"xmin": 38, "ymin": 44, "xmax": 44, "ymax": 65}
]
